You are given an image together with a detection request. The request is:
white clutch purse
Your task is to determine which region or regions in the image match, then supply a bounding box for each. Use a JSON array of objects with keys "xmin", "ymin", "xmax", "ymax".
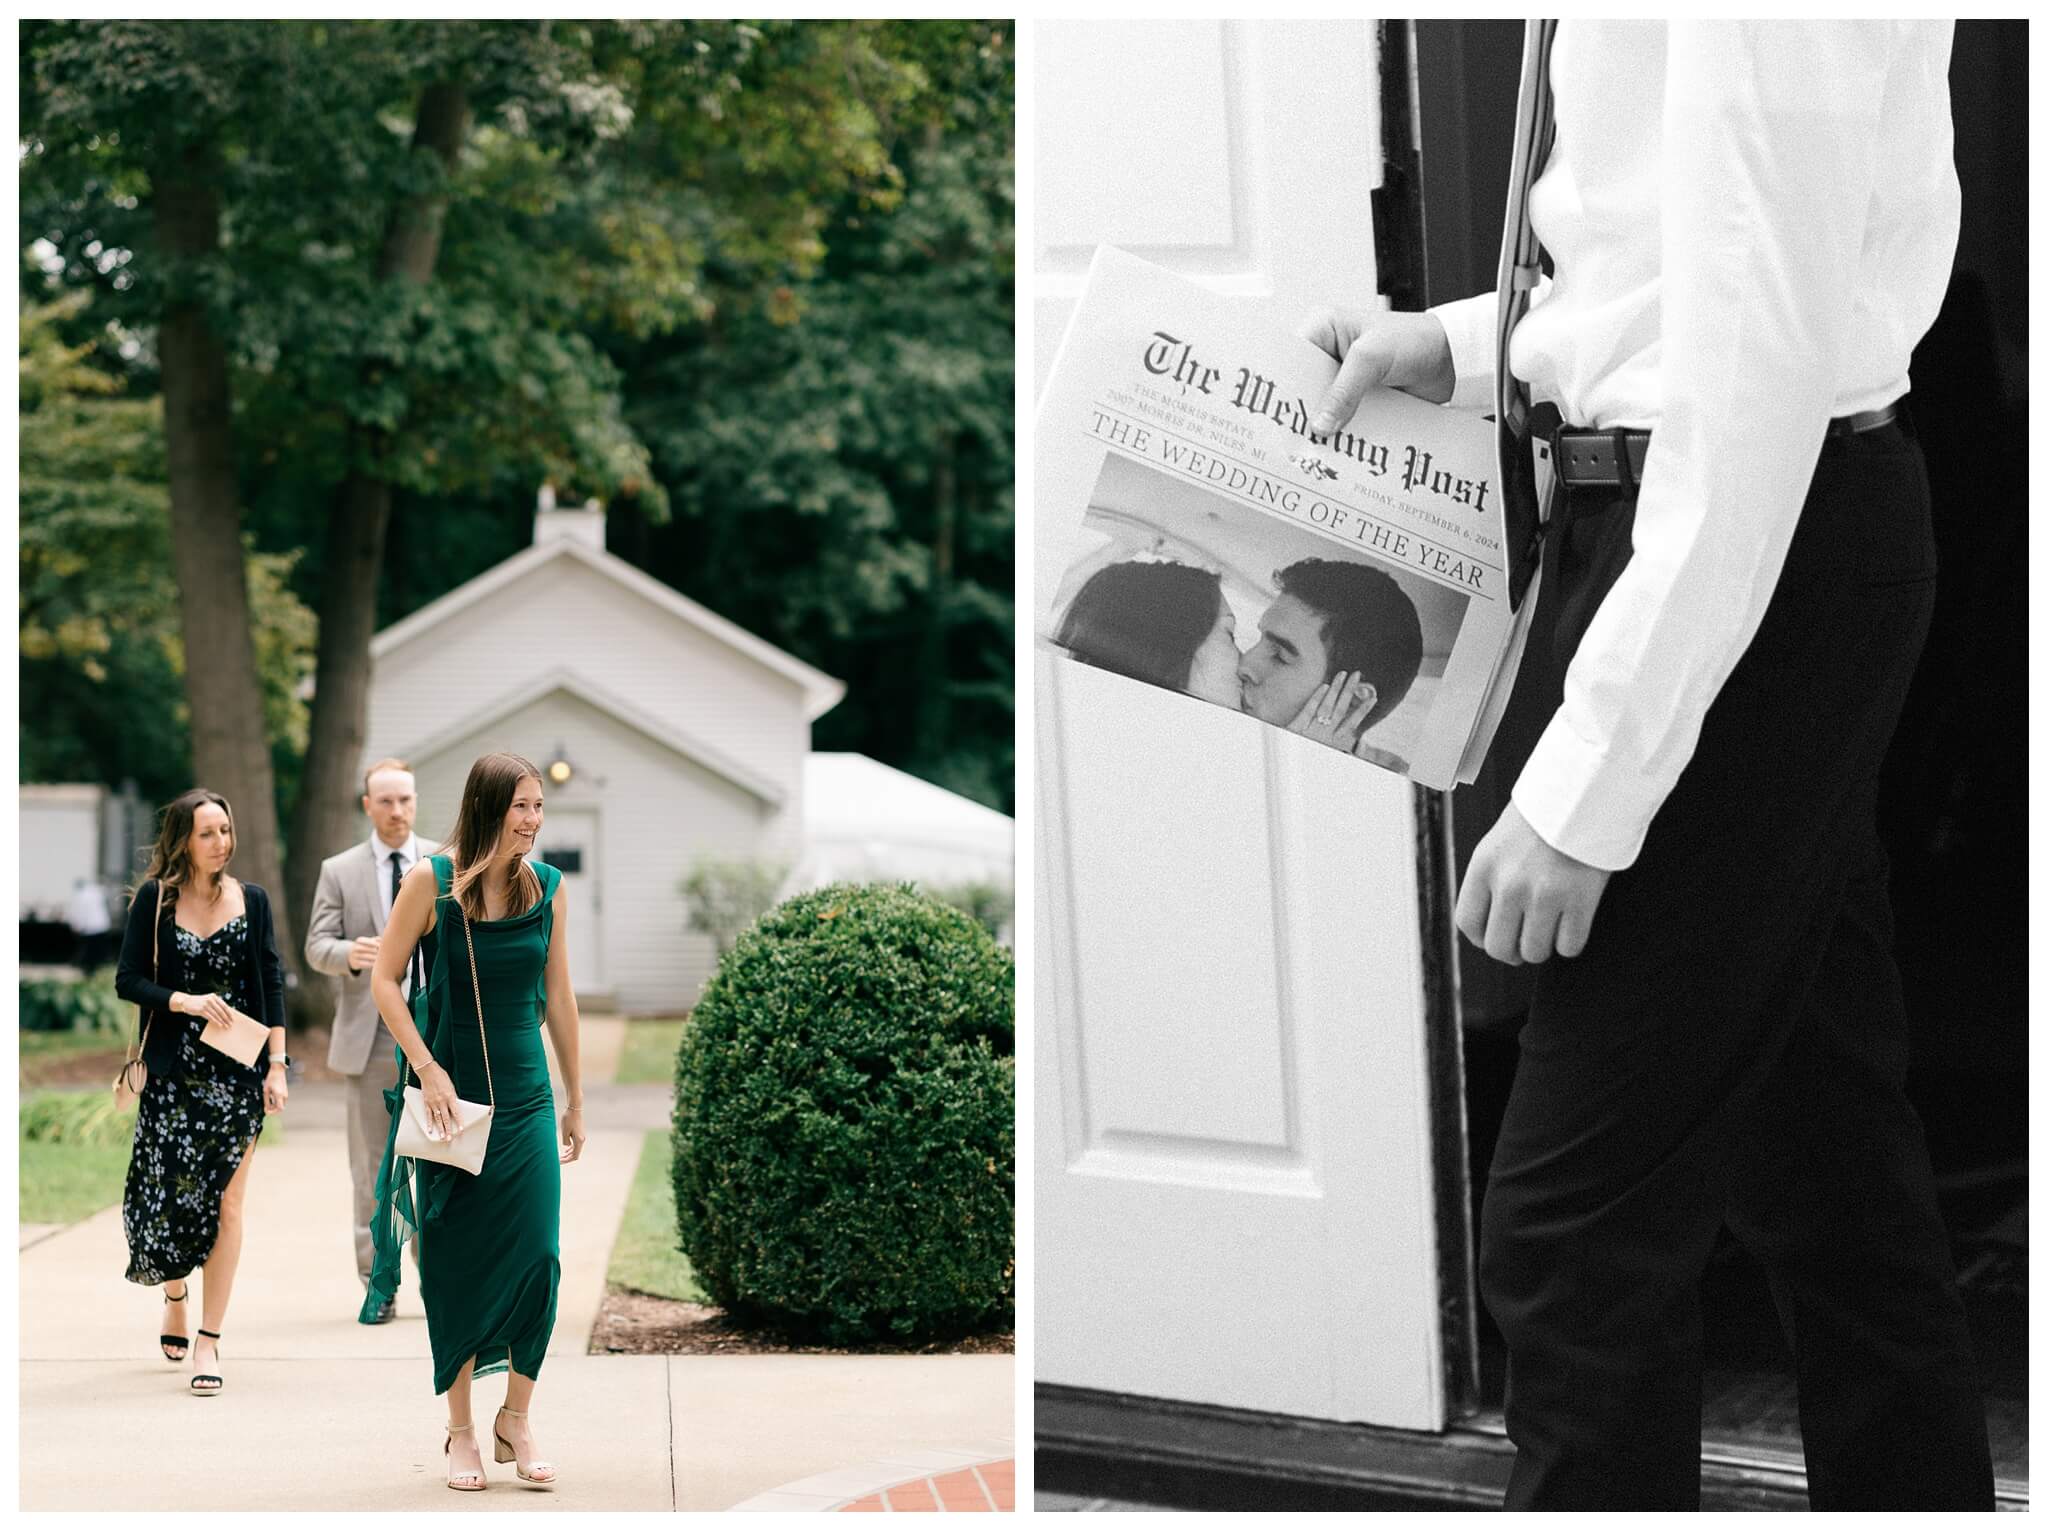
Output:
[
  {"xmin": 395, "ymin": 1084, "xmax": 494, "ymax": 1175},
  {"xmin": 393, "ymin": 898, "xmax": 495, "ymax": 1177}
]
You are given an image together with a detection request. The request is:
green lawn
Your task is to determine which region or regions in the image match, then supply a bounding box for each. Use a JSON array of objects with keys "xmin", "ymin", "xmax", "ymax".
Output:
[
  {"xmin": 21, "ymin": 1139, "xmax": 132, "ymax": 1225},
  {"xmin": 20, "ymin": 1087, "xmax": 284, "ymax": 1228},
  {"xmin": 613, "ymin": 1018, "xmax": 688, "ymax": 1087},
  {"xmin": 606, "ymin": 1128, "xmax": 706, "ymax": 1302},
  {"xmin": 21, "ymin": 1028, "xmax": 128, "ymax": 1063},
  {"xmin": 20, "ymin": 1088, "xmax": 131, "ymax": 1224}
]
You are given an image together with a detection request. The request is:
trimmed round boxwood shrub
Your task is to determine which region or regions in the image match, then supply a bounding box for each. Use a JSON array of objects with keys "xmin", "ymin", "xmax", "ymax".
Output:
[{"xmin": 671, "ymin": 882, "xmax": 1014, "ymax": 1345}]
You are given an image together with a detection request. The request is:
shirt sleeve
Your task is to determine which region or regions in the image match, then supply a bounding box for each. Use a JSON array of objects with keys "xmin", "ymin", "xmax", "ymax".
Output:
[
  {"xmin": 1429, "ymin": 290, "xmax": 1501, "ymax": 411},
  {"xmin": 304, "ymin": 857, "xmax": 358, "ymax": 978},
  {"xmin": 1510, "ymin": 22, "xmax": 1898, "ymax": 870},
  {"xmin": 1429, "ymin": 278, "xmax": 1557, "ymax": 414}
]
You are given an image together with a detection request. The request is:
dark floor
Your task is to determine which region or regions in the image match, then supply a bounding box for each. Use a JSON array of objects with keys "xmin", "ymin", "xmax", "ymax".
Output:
[
  {"xmin": 1463, "ymin": 1218, "xmax": 2028, "ymax": 1483},
  {"xmin": 1040, "ymin": 1230, "xmax": 2025, "ymax": 1513},
  {"xmin": 1463, "ymin": 1027, "xmax": 2029, "ymax": 1487},
  {"xmin": 1038, "ymin": 1491, "xmax": 1183, "ymax": 1512},
  {"xmin": 1702, "ymin": 1213, "xmax": 2026, "ymax": 1481}
]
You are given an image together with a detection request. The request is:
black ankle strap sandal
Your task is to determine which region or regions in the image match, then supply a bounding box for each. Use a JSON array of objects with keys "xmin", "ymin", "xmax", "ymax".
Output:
[
  {"xmin": 189, "ymin": 1328, "xmax": 223, "ymax": 1395},
  {"xmin": 159, "ymin": 1285, "xmax": 190, "ymax": 1362}
]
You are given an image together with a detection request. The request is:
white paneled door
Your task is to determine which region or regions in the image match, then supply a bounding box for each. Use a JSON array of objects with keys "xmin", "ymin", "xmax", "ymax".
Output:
[
  {"xmin": 533, "ymin": 807, "xmax": 601, "ymax": 994},
  {"xmin": 1034, "ymin": 20, "xmax": 1449, "ymax": 1430}
]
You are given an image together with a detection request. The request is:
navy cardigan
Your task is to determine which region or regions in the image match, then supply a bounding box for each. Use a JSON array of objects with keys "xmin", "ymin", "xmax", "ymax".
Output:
[{"xmin": 114, "ymin": 879, "xmax": 286, "ymax": 1080}]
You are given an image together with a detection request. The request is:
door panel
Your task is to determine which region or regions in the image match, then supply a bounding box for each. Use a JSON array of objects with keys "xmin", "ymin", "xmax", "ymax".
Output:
[
  {"xmin": 1034, "ymin": 20, "xmax": 1385, "ymax": 395},
  {"xmin": 1035, "ymin": 19, "xmax": 1445, "ymax": 1429},
  {"xmin": 533, "ymin": 808, "xmax": 600, "ymax": 993}
]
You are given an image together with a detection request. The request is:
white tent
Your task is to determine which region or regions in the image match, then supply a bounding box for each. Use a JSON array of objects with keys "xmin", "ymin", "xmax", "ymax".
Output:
[{"xmin": 793, "ymin": 753, "xmax": 1014, "ymax": 895}]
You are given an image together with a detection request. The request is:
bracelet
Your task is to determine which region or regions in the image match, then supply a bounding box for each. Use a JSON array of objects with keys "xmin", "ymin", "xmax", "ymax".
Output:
[
  {"xmin": 564, "ymin": 1105, "xmax": 584, "ymax": 1114},
  {"xmin": 268, "ymin": 1056, "xmax": 288, "ymax": 1069}
]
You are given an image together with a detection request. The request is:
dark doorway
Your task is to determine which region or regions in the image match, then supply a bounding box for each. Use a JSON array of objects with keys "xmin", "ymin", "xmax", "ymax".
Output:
[{"xmin": 1415, "ymin": 18, "xmax": 2028, "ymax": 1491}]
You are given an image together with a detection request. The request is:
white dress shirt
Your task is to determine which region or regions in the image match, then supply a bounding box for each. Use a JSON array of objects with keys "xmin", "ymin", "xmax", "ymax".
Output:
[
  {"xmin": 1433, "ymin": 21, "xmax": 1959, "ymax": 869},
  {"xmin": 373, "ymin": 832, "xmax": 422, "ymax": 936}
]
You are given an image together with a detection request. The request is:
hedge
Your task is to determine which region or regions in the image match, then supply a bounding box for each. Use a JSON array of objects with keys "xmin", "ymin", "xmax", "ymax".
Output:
[
  {"xmin": 20, "ymin": 974, "xmax": 127, "ymax": 1034},
  {"xmin": 671, "ymin": 883, "xmax": 1014, "ymax": 1345}
]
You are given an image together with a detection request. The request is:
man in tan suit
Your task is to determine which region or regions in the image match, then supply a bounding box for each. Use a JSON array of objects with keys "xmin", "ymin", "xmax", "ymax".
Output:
[{"xmin": 306, "ymin": 758, "xmax": 426, "ymax": 1323}]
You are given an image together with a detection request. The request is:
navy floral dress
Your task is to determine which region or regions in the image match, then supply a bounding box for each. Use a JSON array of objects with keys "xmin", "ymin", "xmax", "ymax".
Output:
[{"xmin": 121, "ymin": 916, "xmax": 268, "ymax": 1285}]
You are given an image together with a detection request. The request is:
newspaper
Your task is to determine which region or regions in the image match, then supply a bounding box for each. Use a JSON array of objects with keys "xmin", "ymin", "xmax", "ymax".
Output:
[{"xmin": 1036, "ymin": 247, "xmax": 1534, "ymax": 789}]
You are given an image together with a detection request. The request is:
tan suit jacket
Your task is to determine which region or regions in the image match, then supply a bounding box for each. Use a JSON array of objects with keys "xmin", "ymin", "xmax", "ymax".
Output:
[{"xmin": 306, "ymin": 839, "xmax": 403, "ymax": 1075}]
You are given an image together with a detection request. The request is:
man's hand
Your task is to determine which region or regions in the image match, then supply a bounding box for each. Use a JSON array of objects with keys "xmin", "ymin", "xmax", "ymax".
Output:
[
  {"xmin": 1456, "ymin": 802, "xmax": 1613, "ymax": 965},
  {"xmin": 349, "ymin": 934, "xmax": 381, "ymax": 972},
  {"xmin": 1299, "ymin": 308, "xmax": 1457, "ymax": 433},
  {"xmin": 1285, "ymin": 671, "xmax": 1377, "ymax": 753}
]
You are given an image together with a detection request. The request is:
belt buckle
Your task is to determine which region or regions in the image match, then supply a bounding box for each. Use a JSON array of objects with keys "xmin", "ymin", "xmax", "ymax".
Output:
[
  {"xmin": 1609, "ymin": 428, "xmax": 1637, "ymax": 493},
  {"xmin": 1553, "ymin": 425, "xmax": 1640, "ymax": 491}
]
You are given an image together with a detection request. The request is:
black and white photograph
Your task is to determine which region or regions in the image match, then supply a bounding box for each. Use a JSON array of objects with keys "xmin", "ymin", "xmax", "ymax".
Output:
[
  {"xmin": 1045, "ymin": 451, "xmax": 1472, "ymax": 777},
  {"xmin": 1033, "ymin": 246, "xmax": 1513, "ymax": 791},
  {"xmin": 1033, "ymin": 17, "xmax": 2025, "ymax": 1514}
]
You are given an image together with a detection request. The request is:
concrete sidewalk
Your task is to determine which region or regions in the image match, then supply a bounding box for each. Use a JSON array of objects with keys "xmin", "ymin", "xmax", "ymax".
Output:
[{"xmin": 20, "ymin": 1019, "xmax": 1013, "ymax": 1509}]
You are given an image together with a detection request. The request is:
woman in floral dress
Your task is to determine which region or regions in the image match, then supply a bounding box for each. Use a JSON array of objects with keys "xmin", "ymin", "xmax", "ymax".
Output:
[{"xmin": 114, "ymin": 788, "xmax": 289, "ymax": 1395}]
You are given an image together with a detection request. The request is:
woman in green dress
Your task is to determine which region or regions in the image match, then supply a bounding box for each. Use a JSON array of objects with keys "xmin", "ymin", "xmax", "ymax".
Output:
[{"xmin": 361, "ymin": 751, "xmax": 586, "ymax": 1491}]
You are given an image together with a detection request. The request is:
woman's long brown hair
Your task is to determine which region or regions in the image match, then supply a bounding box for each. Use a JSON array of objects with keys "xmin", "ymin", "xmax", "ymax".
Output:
[
  {"xmin": 438, "ymin": 752, "xmax": 544, "ymax": 921},
  {"xmin": 137, "ymin": 788, "xmax": 237, "ymax": 902}
]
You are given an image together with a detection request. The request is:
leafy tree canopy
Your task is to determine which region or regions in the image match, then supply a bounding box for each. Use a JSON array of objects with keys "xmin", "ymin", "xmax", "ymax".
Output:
[
  {"xmin": 21, "ymin": 20, "xmax": 1014, "ymax": 816},
  {"xmin": 19, "ymin": 292, "xmax": 315, "ymax": 802}
]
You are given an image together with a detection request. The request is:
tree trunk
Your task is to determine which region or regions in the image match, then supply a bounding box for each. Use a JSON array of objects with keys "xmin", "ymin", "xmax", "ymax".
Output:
[
  {"xmin": 284, "ymin": 82, "xmax": 471, "ymax": 996},
  {"xmin": 915, "ymin": 443, "xmax": 958, "ymax": 770},
  {"xmin": 911, "ymin": 112, "xmax": 959, "ymax": 778},
  {"xmin": 154, "ymin": 145, "xmax": 299, "ymax": 986}
]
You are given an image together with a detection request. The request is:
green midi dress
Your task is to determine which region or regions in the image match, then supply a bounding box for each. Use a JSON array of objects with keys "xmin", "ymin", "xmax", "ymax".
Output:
[{"xmin": 361, "ymin": 855, "xmax": 562, "ymax": 1394}]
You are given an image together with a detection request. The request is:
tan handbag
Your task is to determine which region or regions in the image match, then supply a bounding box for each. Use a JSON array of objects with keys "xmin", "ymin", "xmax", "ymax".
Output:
[
  {"xmin": 393, "ymin": 899, "xmax": 495, "ymax": 1176},
  {"xmin": 111, "ymin": 883, "xmax": 164, "ymax": 1107},
  {"xmin": 197, "ymin": 1002, "xmax": 272, "ymax": 1068}
]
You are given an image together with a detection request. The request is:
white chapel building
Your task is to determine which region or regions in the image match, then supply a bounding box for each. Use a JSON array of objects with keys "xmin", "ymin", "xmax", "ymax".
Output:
[{"xmin": 362, "ymin": 496, "xmax": 843, "ymax": 1012}]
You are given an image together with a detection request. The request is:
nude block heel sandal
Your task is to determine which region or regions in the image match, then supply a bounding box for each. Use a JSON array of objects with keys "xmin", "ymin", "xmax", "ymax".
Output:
[
  {"xmin": 445, "ymin": 1422, "xmax": 486, "ymax": 1491},
  {"xmin": 494, "ymin": 1406, "xmax": 557, "ymax": 1486}
]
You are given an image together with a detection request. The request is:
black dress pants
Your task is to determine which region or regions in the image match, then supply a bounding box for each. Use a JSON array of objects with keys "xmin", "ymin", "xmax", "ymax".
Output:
[{"xmin": 1481, "ymin": 417, "xmax": 1995, "ymax": 1510}]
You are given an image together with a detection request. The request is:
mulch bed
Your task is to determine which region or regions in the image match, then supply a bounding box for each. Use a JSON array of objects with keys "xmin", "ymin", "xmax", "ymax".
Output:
[{"xmin": 591, "ymin": 1287, "xmax": 1015, "ymax": 1357}]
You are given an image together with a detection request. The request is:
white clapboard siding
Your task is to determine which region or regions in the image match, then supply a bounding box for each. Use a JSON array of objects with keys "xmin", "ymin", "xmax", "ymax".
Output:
[
  {"xmin": 367, "ymin": 549, "xmax": 823, "ymax": 809},
  {"xmin": 362, "ymin": 521, "xmax": 830, "ymax": 1013},
  {"xmin": 407, "ymin": 688, "xmax": 778, "ymax": 1012}
]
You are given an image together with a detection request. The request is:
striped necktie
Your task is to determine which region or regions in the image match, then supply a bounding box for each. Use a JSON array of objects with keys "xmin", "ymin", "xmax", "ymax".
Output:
[{"xmin": 1497, "ymin": 17, "xmax": 1559, "ymax": 611}]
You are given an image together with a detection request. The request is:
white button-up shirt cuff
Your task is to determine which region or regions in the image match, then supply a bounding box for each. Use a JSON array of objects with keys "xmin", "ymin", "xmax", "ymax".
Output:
[
  {"xmin": 1510, "ymin": 712, "xmax": 1658, "ymax": 872},
  {"xmin": 1428, "ymin": 292, "xmax": 1500, "ymax": 413}
]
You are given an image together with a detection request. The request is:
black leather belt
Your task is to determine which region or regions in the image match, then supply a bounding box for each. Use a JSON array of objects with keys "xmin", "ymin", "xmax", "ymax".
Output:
[{"xmin": 1548, "ymin": 402, "xmax": 1901, "ymax": 489}]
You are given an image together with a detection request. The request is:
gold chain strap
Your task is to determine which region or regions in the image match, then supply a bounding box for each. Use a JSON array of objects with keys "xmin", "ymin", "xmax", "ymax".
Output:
[
  {"xmin": 398, "ymin": 867, "xmax": 495, "ymax": 1110},
  {"xmin": 459, "ymin": 902, "xmax": 495, "ymax": 1109}
]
